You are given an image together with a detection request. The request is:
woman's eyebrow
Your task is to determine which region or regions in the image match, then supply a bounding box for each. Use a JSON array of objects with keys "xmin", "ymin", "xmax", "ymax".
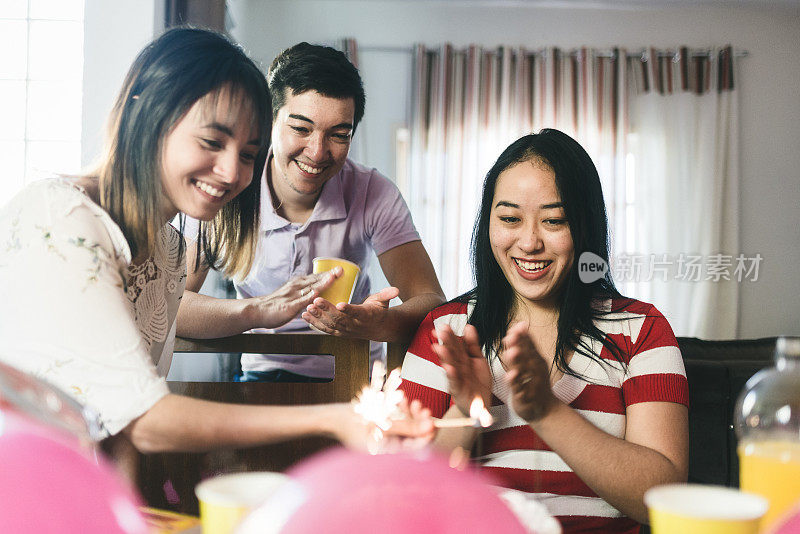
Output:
[
  {"xmin": 494, "ymin": 201, "xmax": 564, "ymax": 209},
  {"xmin": 203, "ymin": 122, "xmax": 260, "ymax": 145},
  {"xmin": 204, "ymin": 122, "xmax": 235, "ymax": 136}
]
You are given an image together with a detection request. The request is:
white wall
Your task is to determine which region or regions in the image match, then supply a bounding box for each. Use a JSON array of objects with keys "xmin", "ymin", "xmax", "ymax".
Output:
[
  {"xmin": 81, "ymin": 0, "xmax": 159, "ymax": 167},
  {"xmin": 227, "ymin": 0, "xmax": 800, "ymax": 339}
]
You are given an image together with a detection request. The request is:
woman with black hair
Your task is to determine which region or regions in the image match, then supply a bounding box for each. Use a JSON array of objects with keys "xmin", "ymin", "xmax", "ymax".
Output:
[
  {"xmin": 400, "ymin": 129, "xmax": 688, "ymax": 532},
  {"xmin": 0, "ymin": 27, "xmax": 431, "ymax": 455}
]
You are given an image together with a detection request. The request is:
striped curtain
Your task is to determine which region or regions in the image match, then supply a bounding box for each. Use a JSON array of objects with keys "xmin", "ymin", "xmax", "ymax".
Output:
[
  {"xmin": 408, "ymin": 45, "xmax": 629, "ymax": 297},
  {"xmin": 407, "ymin": 44, "xmax": 740, "ymax": 338}
]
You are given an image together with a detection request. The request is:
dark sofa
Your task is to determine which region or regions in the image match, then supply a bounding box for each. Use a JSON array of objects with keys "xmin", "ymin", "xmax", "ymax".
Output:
[{"xmin": 678, "ymin": 336, "xmax": 778, "ymax": 487}]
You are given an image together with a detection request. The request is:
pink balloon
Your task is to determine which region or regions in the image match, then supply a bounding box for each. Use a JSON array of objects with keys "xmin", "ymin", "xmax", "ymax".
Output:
[
  {"xmin": 0, "ymin": 425, "xmax": 148, "ymax": 533},
  {"xmin": 0, "ymin": 402, "xmax": 83, "ymax": 450},
  {"xmin": 245, "ymin": 448, "xmax": 527, "ymax": 534},
  {"xmin": 772, "ymin": 500, "xmax": 800, "ymax": 534}
]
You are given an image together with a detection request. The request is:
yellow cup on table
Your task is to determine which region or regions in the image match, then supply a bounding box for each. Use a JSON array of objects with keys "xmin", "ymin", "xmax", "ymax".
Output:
[
  {"xmin": 644, "ymin": 483, "xmax": 768, "ymax": 534},
  {"xmin": 195, "ymin": 472, "xmax": 289, "ymax": 534},
  {"xmin": 312, "ymin": 257, "xmax": 360, "ymax": 305}
]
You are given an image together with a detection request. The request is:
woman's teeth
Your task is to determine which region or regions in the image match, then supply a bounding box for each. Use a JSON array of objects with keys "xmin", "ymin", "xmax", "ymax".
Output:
[
  {"xmin": 514, "ymin": 259, "xmax": 550, "ymax": 272},
  {"xmin": 196, "ymin": 181, "xmax": 225, "ymax": 198},
  {"xmin": 296, "ymin": 160, "xmax": 323, "ymax": 175}
]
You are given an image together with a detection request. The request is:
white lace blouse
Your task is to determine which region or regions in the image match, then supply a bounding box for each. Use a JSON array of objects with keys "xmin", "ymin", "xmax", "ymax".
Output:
[{"xmin": 0, "ymin": 179, "xmax": 186, "ymax": 437}]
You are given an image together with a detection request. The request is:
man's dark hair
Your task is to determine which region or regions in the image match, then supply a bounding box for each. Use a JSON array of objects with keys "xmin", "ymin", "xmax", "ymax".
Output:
[{"xmin": 267, "ymin": 42, "xmax": 365, "ymax": 131}]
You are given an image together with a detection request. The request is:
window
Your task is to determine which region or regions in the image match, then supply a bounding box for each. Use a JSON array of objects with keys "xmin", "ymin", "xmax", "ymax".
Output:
[{"xmin": 0, "ymin": 0, "xmax": 84, "ymax": 206}]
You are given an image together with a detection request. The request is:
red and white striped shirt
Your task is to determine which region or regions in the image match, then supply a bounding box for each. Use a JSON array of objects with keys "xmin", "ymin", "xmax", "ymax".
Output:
[{"xmin": 399, "ymin": 298, "xmax": 689, "ymax": 534}]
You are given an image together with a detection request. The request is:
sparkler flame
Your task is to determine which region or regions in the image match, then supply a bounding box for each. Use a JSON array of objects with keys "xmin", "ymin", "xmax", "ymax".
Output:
[
  {"xmin": 352, "ymin": 361, "xmax": 406, "ymax": 453},
  {"xmin": 433, "ymin": 396, "xmax": 494, "ymax": 428},
  {"xmin": 469, "ymin": 396, "xmax": 494, "ymax": 428}
]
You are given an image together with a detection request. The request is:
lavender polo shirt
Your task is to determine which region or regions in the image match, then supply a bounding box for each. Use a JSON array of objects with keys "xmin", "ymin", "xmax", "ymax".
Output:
[{"xmin": 234, "ymin": 156, "xmax": 420, "ymax": 378}]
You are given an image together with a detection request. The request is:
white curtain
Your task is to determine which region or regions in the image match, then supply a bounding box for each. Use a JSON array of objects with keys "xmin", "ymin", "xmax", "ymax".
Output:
[{"xmin": 626, "ymin": 47, "xmax": 739, "ymax": 338}]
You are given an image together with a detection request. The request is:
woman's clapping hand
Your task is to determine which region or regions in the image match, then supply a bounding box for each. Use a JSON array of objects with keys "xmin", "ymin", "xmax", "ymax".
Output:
[
  {"xmin": 431, "ymin": 324, "xmax": 492, "ymax": 416},
  {"xmin": 502, "ymin": 322, "xmax": 560, "ymax": 423}
]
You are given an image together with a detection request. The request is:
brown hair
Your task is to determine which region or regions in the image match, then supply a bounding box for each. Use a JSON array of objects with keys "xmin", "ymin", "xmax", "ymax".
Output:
[{"xmin": 93, "ymin": 27, "xmax": 269, "ymax": 279}]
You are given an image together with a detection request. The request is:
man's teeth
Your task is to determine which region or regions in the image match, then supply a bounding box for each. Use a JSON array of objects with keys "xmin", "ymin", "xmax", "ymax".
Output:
[
  {"xmin": 196, "ymin": 181, "xmax": 225, "ymax": 198},
  {"xmin": 296, "ymin": 160, "xmax": 323, "ymax": 175},
  {"xmin": 514, "ymin": 259, "xmax": 550, "ymax": 272}
]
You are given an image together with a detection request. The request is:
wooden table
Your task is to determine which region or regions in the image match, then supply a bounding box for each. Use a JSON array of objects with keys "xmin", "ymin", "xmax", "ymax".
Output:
[{"xmin": 136, "ymin": 333, "xmax": 371, "ymax": 514}]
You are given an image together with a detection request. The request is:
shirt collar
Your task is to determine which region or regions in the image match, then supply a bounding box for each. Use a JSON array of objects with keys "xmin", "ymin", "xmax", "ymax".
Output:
[{"xmin": 259, "ymin": 148, "xmax": 347, "ymax": 232}]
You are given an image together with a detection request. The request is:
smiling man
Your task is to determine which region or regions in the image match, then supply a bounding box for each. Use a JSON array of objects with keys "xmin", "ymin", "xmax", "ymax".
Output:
[{"xmin": 176, "ymin": 43, "xmax": 445, "ymax": 381}]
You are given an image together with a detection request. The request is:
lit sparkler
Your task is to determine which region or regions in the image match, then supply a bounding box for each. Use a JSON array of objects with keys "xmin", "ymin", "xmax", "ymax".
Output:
[
  {"xmin": 351, "ymin": 362, "xmax": 494, "ymax": 454},
  {"xmin": 352, "ymin": 361, "xmax": 405, "ymax": 453},
  {"xmin": 433, "ymin": 397, "xmax": 494, "ymax": 428}
]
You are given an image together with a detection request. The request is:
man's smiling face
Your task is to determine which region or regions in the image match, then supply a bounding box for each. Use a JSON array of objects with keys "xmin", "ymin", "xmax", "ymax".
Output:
[{"xmin": 269, "ymin": 90, "xmax": 355, "ymax": 200}]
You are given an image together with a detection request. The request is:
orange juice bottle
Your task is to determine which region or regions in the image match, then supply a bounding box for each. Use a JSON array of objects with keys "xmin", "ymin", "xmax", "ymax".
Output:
[
  {"xmin": 735, "ymin": 337, "xmax": 800, "ymax": 532},
  {"xmin": 738, "ymin": 440, "xmax": 800, "ymax": 529}
]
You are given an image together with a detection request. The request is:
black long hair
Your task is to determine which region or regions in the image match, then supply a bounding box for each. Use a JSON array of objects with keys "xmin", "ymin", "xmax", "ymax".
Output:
[{"xmin": 458, "ymin": 129, "xmax": 627, "ymax": 376}]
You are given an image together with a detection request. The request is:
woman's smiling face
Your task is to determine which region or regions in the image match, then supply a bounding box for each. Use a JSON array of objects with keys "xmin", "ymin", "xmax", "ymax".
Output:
[
  {"xmin": 160, "ymin": 86, "xmax": 260, "ymax": 221},
  {"xmin": 489, "ymin": 158, "xmax": 574, "ymax": 309}
]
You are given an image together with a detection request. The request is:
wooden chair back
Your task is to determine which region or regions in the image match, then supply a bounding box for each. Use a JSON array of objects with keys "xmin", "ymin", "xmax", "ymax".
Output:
[{"xmin": 386, "ymin": 341, "xmax": 407, "ymax": 374}]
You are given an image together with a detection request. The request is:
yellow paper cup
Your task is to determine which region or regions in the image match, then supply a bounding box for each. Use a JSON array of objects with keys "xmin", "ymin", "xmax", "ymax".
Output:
[
  {"xmin": 645, "ymin": 484, "xmax": 768, "ymax": 534},
  {"xmin": 195, "ymin": 472, "xmax": 289, "ymax": 534},
  {"xmin": 312, "ymin": 257, "xmax": 360, "ymax": 305}
]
